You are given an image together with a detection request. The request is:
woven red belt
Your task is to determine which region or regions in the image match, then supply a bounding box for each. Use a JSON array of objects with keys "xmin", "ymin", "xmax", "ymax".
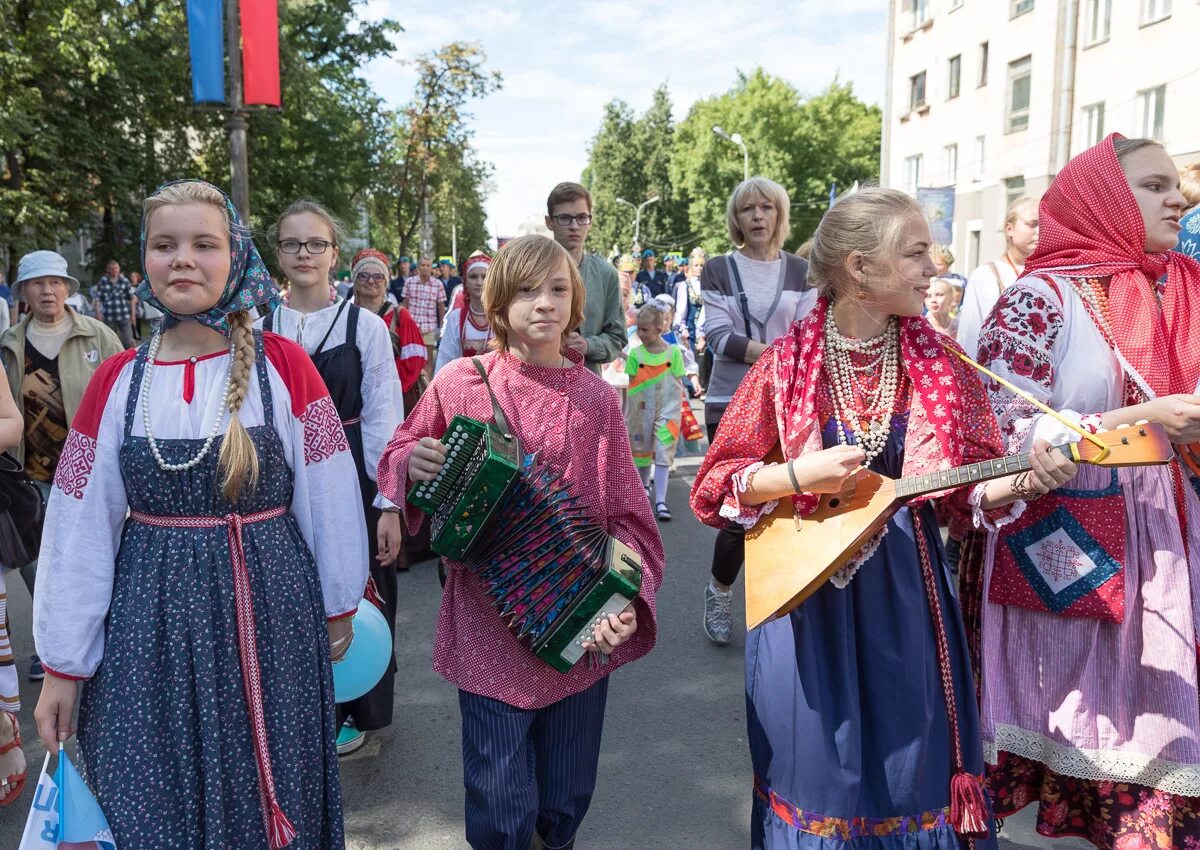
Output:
[{"xmin": 130, "ymin": 506, "xmax": 297, "ymax": 849}]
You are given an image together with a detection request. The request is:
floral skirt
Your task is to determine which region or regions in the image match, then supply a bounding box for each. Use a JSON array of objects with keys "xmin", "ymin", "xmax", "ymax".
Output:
[{"xmin": 989, "ymin": 752, "xmax": 1200, "ymax": 850}]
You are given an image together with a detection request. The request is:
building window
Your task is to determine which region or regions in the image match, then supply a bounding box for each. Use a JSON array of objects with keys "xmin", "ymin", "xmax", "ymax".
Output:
[
  {"xmin": 910, "ymin": 71, "xmax": 927, "ymax": 111},
  {"xmin": 1140, "ymin": 0, "xmax": 1171, "ymax": 24},
  {"xmin": 944, "ymin": 144, "xmax": 959, "ymax": 184},
  {"xmin": 1004, "ymin": 177, "xmax": 1026, "ymax": 211},
  {"xmin": 1083, "ymin": 0, "xmax": 1111, "ymax": 44},
  {"xmin": 947, "ymin": 55, "xmax": 962, "ymax": 100},
  {"xmin": 905, "ymin": 154, "xmax": 924, "ymax": 194},
  {"xmin": 978, "ymin": 42, "xmax": 989, "ymax": 87},
  {"xmin": 1006, "ymin": 56, "xmax": 1032, "ymax": 133},
  {"xmin": 1011, "ymin": 0, "xmax": 1034, "ymax": 17},
  {"xmin": 973, "ymin": 135, "xmax": 986, "ymax": 181},
  {"xmin": 1136, "ymin": 85, "xmax": 1166, "ymax": 140},
  {"xmin": 1082, "ymin": 102, "xmax": 1105, "ymax": 146},
  {"xmin": 911, "ymin": 0, "xmax": 929, "ymax": 29}
]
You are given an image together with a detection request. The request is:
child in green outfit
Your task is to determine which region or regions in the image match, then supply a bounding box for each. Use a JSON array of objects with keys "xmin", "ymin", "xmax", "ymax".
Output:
[{"xmin": 625, "ymin": 302, "xmax": 686, "ymax": 520}]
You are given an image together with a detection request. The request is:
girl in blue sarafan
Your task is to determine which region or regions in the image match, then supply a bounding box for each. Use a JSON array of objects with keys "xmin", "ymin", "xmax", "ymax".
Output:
[
  {"xmin": 31, "ymin": 179, "xmax": 368, "ymax": 849},
  {"xmin": 691, "ymin": 187, "xmax": 1077, "ymax": 850}
]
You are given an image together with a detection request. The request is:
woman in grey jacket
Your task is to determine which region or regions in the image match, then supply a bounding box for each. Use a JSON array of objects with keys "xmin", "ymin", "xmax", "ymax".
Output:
[{"xmin": 698, "ymin": 177, "xmax": 815, "ymax": 644}]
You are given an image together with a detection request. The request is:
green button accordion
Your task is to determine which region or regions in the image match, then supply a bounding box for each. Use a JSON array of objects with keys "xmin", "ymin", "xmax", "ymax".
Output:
[{"xmin": 407, "ymin": 414, "xmax": 642, "ymax": 673}]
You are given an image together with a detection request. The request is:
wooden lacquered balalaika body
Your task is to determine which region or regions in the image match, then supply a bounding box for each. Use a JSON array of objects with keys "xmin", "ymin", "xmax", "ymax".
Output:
[{"xmin": 743, "ymin": 423, "xmax": 1174, "ymax": 630}]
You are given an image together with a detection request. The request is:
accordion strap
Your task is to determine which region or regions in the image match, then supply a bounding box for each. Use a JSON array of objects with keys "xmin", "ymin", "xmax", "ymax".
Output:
[{"xmin": 472, "ymin": 357, "xmax": 514, "ymax": 439}]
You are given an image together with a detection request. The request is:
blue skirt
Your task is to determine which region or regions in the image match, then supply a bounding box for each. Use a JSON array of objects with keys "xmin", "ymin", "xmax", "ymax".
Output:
[{"xmin": 746, "ymin": 419, "xmax": 995, "ymax": 850}]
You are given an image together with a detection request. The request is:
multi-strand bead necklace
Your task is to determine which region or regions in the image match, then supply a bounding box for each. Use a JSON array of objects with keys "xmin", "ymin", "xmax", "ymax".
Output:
[
  {"xmin": 823, "ymin": 309, "xmax": 902, "ymax": 465},
  {"xmin": 142, "ymin": 329, "xmax": 235, "ymax": 472}
]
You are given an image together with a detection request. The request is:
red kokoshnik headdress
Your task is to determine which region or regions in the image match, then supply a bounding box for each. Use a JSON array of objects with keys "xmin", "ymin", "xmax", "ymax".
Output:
[{"xmin": 1023, "ymin": 132, "xmax": 1200, "ymax": 399}]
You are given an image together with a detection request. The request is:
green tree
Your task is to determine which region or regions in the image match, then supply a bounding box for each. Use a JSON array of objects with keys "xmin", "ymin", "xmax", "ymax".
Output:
[
  {"xmin": 582, "ymin": 85, "xmax": 690, "ymax": 258},
  {"xmin": 373, "ymin": 42, "xmax": 501, "ymax": 259},
  {"xmin": 671, "ymin": 71, "xmax": 881, "ymax": 253}
]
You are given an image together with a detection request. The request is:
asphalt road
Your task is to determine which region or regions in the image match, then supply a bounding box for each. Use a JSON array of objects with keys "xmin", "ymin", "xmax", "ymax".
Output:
[{"xmin": 0, "ymin": 452, "xmax": 1089, "ymax": 849}]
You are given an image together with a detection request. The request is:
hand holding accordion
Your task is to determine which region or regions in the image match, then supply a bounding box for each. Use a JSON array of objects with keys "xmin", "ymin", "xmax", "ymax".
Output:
[{"xmin": 407, "ymin": 414, "xmax": 643, "ymax": 673}]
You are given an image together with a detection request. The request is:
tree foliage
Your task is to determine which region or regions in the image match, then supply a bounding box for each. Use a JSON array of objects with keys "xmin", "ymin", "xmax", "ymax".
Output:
[
  {"xmin": 583, "ymin": 85, "xmax": 689, "ymax": 258},
  {"xmin": 0, "ymin": 1, "xmax": 499, "ymax": 280},
  {"xmin": 583, "ymin": 70, "xmax": 882, "ymax": 258},
  {"xmin": 370, "ymin": 42, "xmax": 501, "ymax": 261}
]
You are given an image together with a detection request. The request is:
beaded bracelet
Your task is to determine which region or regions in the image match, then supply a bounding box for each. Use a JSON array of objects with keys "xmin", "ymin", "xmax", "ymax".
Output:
[{"xmin": 1009, "ymin": 471, "xmax": 1042, "ymax": 502}]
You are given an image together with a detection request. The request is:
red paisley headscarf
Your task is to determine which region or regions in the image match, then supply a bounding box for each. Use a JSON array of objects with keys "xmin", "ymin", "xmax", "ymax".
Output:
[
  {"xmin": 773, "ymin": 297, "xmax": 969, "ymax": 517},
  {"xmin": 1023, "ymin": 132, "xmax": 1200, "ymax": 398}
]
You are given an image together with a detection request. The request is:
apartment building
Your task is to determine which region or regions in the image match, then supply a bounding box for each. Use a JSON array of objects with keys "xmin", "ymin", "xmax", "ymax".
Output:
[{"xmin": 881, "ymin": 0, "xmax": 1200, "ymax": 272}]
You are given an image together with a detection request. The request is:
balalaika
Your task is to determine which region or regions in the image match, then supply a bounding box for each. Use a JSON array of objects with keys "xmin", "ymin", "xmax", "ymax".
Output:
[{"xmin": 409, "ymin": 413, "xmax": 642, "ymax": 673}]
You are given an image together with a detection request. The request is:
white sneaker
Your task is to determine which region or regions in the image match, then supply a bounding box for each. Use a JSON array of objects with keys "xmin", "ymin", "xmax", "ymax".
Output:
[{"xmin": 703, "ymin": 582, "xmax": 733, "ymax": 644}]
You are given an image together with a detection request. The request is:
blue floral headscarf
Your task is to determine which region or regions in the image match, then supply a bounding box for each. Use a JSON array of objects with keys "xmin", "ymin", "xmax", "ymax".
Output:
[{"xmin": 137, "ymin": 179, "xmax": 280, "ymax": 336}]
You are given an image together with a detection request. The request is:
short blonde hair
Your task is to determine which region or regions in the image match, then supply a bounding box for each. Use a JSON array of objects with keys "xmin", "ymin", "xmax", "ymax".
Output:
[
  {"xmin": 1180, "ymin": 161, "xmax": 1200, "ymax": 211},
  {"xmin": 808, "ymin": 187, "xmax": 924, "ymax": 303},
  {"xmin": 726, "ymin": 177, "xmax": 791, "ymax": 253},
  {"xmin": 483, "ymin": 235, "xmax": 584, "ymax": 351}
]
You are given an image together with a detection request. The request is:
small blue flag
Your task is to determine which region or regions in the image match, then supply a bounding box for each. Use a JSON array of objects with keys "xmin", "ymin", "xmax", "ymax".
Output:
[{"xmin": 829, "ymin": 182, "xmax": 837, "ymax": 207}]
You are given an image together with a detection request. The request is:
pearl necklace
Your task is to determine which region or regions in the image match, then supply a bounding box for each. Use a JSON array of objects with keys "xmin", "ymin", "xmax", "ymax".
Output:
[
  {"xmin": 823, "ymin": 310, "xmax": 901, "ymax": 464},
  {"xmin": 142, "ymin": 330, "xmax": 235, "ymax": 472}
]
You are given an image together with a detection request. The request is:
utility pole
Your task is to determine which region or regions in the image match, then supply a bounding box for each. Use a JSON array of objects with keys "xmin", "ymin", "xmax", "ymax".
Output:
[
  {"xmin": 420, "ymin": 182, "xmax": 434, "ymax": 258},
  {"xmin": 451, "ymin": 203, "xmax": 458, "ymax": 265},
  {"xmin": 616, "ymin": 196, "xmax": 660, "ymax": 253},
  {"xmin": 226, "ymin": 0, "xmax": 250, "ymax": 219}
]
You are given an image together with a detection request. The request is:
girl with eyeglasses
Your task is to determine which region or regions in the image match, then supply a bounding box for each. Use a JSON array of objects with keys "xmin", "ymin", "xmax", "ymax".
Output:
[{"xmin": 262, "ymin": 198, "xmax": 406, "ymax": 756}]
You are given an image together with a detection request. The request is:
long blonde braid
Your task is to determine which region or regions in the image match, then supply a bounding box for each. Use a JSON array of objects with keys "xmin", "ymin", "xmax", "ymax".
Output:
[{"xmin": 218, "ymin": 309, "xmax": 260, "ymax": 501}]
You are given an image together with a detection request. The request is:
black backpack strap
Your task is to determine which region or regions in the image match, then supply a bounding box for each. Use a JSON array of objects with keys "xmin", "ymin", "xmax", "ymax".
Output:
[
  {"xmin": 725, "ymin": 253, "xmax": 753, "ymax": 339},
  {"xmin": 471, "ymin": 357, "xmax": 513, "ymax": 439}
]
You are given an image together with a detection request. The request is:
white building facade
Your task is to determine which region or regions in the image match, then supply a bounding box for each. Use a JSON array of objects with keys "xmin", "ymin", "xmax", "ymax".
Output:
[{"xmin": 881, "ymin": 0, "xmax": 1200, "ymax": 273}]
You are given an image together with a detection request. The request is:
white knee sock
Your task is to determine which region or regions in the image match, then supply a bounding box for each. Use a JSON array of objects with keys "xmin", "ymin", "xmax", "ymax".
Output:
[{"xmin": 654, "ymin": 463, "xmax": 669, "ymax": 505}]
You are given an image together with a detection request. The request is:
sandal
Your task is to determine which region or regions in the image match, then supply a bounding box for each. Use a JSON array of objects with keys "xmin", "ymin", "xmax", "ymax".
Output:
[
  {"xmin": 655, "ymin": 502, "xmax": 672, "ymax": 521},
  {"xmin": 0, "ymin": 711, "xmax": 26, "ymax": 806}
]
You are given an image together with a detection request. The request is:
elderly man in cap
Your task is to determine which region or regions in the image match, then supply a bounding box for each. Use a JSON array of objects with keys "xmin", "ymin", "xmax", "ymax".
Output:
[
  {"xmin": 636, "ymin": 249, "xmax": 671, "ymax": 299},
  {"xmin": 1, "ymin": 250, "xmax": 122, "ymax": 679}
]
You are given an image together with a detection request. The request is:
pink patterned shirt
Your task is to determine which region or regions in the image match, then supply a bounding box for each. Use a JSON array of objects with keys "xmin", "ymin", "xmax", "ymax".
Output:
[{"xmin": 377, "ymin": 349, "xmax": 663, "ymax": 709}]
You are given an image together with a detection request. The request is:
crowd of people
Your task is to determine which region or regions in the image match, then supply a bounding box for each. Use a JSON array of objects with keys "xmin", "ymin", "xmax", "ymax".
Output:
[{"xmin": 0, "ymin": 130, "xmax": 1198, "ymax": 850}]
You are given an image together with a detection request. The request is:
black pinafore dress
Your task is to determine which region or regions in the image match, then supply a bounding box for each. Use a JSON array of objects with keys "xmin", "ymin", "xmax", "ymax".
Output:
[{"xmin": 266, "ymin": 302, "xmax": 398, "ymax": 731}]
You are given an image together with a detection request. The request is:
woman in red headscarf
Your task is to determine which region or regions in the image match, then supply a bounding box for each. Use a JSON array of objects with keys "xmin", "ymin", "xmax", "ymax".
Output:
[
  {"xmin": 974, "ymin": 133, "xmax": 1200, "ymax": 850},
  {"xmin": 434, "ymin": 251, "xmax": 493, "ymax": 373}
]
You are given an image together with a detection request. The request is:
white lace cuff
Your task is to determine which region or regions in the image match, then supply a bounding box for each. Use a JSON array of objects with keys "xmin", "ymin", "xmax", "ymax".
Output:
[
  {"xmin": 969, "ymin": 482, "xmax": 1027, "ymax": 532},
  {"xmin": 829, "ymin": 527, "xmax": 888, "ymax": 588},
  {"xmin": 717, "ymin": 461, "xmax": 778, "ymax": 529}
]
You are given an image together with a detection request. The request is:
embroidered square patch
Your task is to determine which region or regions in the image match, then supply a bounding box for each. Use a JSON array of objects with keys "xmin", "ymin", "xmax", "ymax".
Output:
[
  {"xmin": 989, "ymin": 480, "xmax": 1126, "ymax": 623},
  {"xmin": 1005, "ymin": 507, "xmax": 1120, "ymax": 612}
]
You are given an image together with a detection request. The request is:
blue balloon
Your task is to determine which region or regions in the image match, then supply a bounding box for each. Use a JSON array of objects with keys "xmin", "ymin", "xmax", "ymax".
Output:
[{"xmin": 332, "ymin": 599, "xmax": 392, "ymax": 703}]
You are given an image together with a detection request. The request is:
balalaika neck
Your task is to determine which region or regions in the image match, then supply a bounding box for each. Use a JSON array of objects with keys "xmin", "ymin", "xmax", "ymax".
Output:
[{"xmin": 893, "ymin": 443, "xmax": 1067, "ymax": 501}]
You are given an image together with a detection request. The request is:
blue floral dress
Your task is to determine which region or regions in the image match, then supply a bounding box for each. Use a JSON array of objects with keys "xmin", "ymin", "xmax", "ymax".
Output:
[{"xmin": 34, "ymin": 331, "xmax": 367, "ymax": 850}]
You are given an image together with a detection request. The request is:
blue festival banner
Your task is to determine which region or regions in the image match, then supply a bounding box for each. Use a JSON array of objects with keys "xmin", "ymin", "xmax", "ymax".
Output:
[
  {"xmin": 916, "ymin": 186, "xmax": 956, "ymax": 246},
  {"xmin": 187, "ymin": 0, "xmax": 226, "ymax": 104}
]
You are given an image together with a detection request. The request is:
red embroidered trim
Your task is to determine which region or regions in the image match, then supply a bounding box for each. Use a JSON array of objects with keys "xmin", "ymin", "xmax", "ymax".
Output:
[
  {"xmin": 301, "ymin": 396, "xmax": 350, "ymax": 465},
  {"xmin": 130, "ymin": 506, "xmax": 297, "ymax": 848},
  {"xmin": 326, "ymin": 606, "xmax": 357, "ymax": 622},
  {"xmin": 153, "ymin": 349, "xmax": 228, "ymax": 366},
  {"xmin": 53, "ymin": 431, "xmax": 97, "ymax": 500}
]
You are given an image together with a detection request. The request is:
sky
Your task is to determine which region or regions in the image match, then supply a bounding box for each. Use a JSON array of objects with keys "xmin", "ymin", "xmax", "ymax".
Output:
[{"xmin": 359, "ymin": 1, "xmax": 888, "ymax": 238}]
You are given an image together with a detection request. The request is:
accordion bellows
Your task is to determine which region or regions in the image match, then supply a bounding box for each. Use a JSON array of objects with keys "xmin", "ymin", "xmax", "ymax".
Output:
[{"xmin": 409, "ymin": 415, "xmax": 642, "ymax": 673}]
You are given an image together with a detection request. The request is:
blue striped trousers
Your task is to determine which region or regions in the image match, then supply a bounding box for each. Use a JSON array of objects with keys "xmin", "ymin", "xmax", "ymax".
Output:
[{"xmin": 459, "ymin": 677, "xmax": 609, "ymax": 850}]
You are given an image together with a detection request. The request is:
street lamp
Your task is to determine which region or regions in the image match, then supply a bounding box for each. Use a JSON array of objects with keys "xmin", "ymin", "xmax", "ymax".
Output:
[
  {"xmin": 712, "ymin": 125, "xmax": 749, "ymax": 182},
  {"xmin": 615, "ymin": 195, "xmax": 660, "ymax": 253}
]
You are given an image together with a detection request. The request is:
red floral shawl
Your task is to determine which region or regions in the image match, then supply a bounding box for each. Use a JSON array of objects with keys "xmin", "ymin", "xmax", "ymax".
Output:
[
  {"xmin": 1023, "ymin": 132, "xmax": 1200, "ymax": 398},
  {"xmin": 773, "ymin": 297, "xmax": 976, "ymax": 517}
]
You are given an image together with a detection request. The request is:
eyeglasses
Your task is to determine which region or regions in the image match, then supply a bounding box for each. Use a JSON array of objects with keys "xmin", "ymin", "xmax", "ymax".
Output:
[
  {"xmin": 355, "ymin": 272, "xmax": 387, "ymax": 284},
  {"xmin": 550, "ymin": 214, "xmax": 593, "ymax": 227},
  {"xmin": 277, "ymin": 239, "xmax": 333, "ymax": 255}
]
